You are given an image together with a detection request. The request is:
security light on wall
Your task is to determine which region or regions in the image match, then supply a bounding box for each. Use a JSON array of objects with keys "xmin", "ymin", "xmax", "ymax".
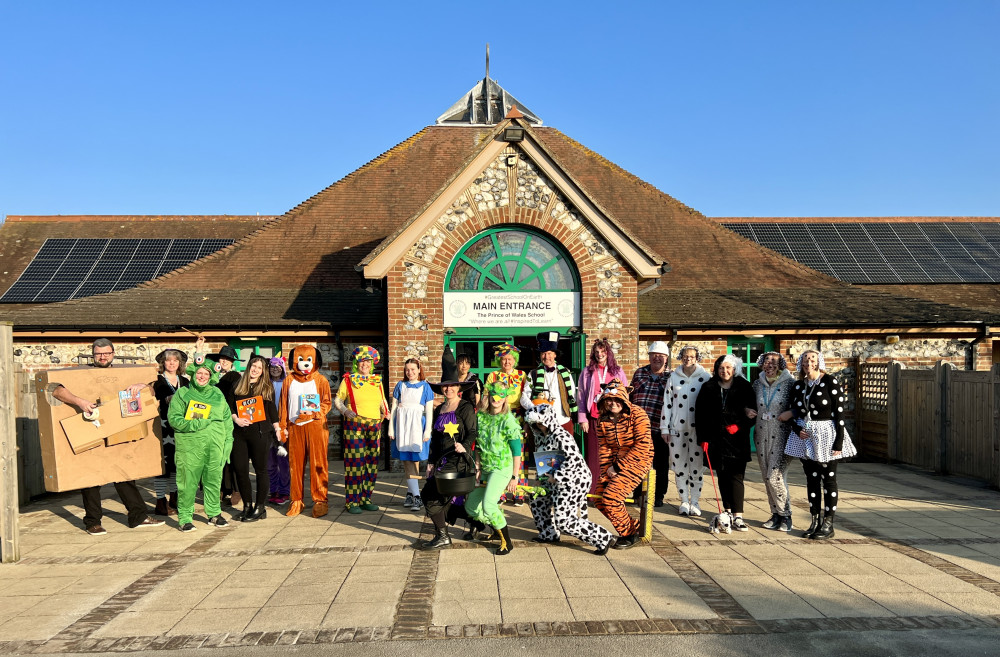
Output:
[{"xmin": 502, "ymin": 126, "xmax": 525, "ymax": 142}]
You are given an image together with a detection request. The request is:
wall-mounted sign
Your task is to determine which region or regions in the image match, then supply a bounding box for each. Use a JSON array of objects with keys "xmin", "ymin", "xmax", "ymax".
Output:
[{"xmin": 443, "ymin": 292, "xmax": 579, "ymax": 328}]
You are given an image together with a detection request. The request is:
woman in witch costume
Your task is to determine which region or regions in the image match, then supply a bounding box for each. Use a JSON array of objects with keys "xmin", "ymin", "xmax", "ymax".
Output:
[
  {"xmin": 421, "ymin": 347, "xmax": 478, "ymax": 550},
  {"xmin": 464, "ymin": 380, "xmax": 522, "ymax": 555}
]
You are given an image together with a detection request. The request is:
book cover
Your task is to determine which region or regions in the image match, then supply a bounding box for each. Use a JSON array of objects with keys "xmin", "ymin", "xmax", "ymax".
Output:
[
  {"xmin": 237, "ymin": 396, "xmax": 265, "ymax": 423},
  {"xmin": 534, "ymin": 450, "xmax": 565, "ymax": 482},
  {"xmin": 184, "ymin": 400, "xmax": 211, "ymax": 420},
  {"xmin": 119, "ymin": 390, "xmax": 142, "ymax": 418},
  {"xmin": 300, "ymin": 393, "xmax": 321, "ymax": 413}
]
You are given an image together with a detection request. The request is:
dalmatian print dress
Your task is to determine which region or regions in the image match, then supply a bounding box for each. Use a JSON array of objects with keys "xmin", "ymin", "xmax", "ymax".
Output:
[
  {"xmin": 661, "ymin": 364, "xmax": 710, "ymax": 507},
  {"xmin": 525, "ymin": 405, "xmax": 614, "ymax": 550}
]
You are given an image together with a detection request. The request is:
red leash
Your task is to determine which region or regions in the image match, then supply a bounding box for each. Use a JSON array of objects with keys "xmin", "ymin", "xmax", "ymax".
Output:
[{"xmin": 701, "ymin": 442, "xmax": 724, "ymax": 515}]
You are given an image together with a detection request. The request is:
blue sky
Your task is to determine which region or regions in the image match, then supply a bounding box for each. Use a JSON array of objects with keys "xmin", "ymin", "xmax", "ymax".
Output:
[{"xmin": 1, "ymin": 1, "xmax": 997, "ymax": 219}]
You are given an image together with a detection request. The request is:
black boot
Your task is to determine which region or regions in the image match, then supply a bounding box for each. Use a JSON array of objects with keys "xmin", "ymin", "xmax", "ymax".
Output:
[
  {"xmin": 239, "ymin": 505, "xmax": 254, "ymax": 522},
  {"xmin": 463, "ymin": 520, "xmax": 486, "ymax": 541},
  {"xmin": 495, "ymin": 526, "xmax": 513, "ymax": 556},
  {"xmin": 810, "ymin": 516, "xmax": 835, "ymax": 540},
  {"xmin": 423, "ymin": 528, "xmax": 452, "ymax": 550},
  {"xmin": 803, "ymin": 514, "xmax": 821, "ymax": 539},
  {"xmin": 246, "ymin": 505, "xmax": 267, "ymax": 522}
]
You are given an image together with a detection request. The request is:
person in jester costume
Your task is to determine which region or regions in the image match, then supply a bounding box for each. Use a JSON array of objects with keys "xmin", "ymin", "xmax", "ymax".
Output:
[
  {"xmin": 333, "ymin": 346, "xmax": 390, "ymax": 514},
  {"xmin": 167, "ymin": 358, "xmax": 235, "ymax": 532},
  {"xmin": 464, "ymin": 380, "xmax": 523, "ymax": 556}
]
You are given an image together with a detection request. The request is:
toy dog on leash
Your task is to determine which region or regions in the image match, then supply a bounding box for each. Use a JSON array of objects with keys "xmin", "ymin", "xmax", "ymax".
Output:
[{"xmin": 709, "ymin": 511, "xmax": 734, "ymax": 534}]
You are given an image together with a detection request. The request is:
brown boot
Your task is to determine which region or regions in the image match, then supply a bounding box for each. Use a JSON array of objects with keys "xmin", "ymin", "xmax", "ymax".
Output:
[
  {"xmin": 167, "ymin": 492, "xmax": 178, "ymax": 515},
  {"xmin": 154, "ymin": 498, "xmax": 168, "ymax": 516},
  {"xmin": 312, "ymin": 501, "xmax": 329, "ymax": 518}
]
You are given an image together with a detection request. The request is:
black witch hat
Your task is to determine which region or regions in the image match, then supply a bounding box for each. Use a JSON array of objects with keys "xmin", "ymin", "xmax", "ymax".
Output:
[{"xmin": 430, "ymin": 346, "xmax": 479, "ymax": 394}]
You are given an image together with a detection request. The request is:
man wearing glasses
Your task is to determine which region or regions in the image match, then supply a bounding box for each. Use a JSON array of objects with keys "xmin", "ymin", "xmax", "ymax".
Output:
[{"xmin": 52, "ymin": 339, "xmax": 165, "ymax": 535}]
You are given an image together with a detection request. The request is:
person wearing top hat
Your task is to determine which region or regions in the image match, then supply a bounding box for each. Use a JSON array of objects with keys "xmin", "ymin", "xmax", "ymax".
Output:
[
  {"xmin": 421, "ymin": 347, "xmax": 479, "ymax": 550},
  {"xmin": 629, "ymin": 341, "xmax": 671, "ymax": 507},
  {"xmin": 520, "ymin": 331, "xmax": 578, "ymax": 434},
  {"xmin": 152, "ymin": 348, "xmax": 189, "ymax": 516}
]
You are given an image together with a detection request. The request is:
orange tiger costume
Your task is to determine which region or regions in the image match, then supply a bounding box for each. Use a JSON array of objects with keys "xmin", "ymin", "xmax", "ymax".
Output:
[{"xmin": 594, "ymin": 378, "xmax": 654, "ymax": 541}]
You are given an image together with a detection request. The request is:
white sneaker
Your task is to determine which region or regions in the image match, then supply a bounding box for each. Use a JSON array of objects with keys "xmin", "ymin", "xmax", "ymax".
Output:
[
  {"xmin": 678, "ymin": 502, "xmax": 690, "ymax": 516},
  {"xmin": 689, "ymin": 504, "xmax": 702, "ymax": 517}
]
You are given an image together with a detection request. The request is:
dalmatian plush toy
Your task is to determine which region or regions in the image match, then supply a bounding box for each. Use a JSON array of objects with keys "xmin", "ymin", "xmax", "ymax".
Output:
[
  {"xmin": 709, "ymin": 511, "xmax": 734, "ymax": 535},
  {"xmin": 524, "ymin": 404, "xmax": 615, "ymax": 555}
]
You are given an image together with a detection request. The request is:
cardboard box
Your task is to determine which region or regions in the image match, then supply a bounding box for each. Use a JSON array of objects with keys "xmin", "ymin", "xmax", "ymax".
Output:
[{"xmin": 36, "ymin": 365, "xmax": 164, "ymax": 492}]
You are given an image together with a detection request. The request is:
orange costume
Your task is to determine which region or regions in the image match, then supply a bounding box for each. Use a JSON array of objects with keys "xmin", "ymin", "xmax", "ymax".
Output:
[
  {"xmin": 278, "ymin": 345, "xmax": 333, "ymax": 517},
  {"xmin": 594, "ymin": 378, "xmax": 654, "ymax": 541}
]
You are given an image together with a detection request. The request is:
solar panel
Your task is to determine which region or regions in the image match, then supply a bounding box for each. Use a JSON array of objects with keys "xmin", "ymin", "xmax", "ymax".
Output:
[
  {"xmin": 722, "ymin": 221, "xmax": 1000, "ymax": 284},
  {"xmin": 0, "ymin": 238, "xmax": 235, "ymax": 303}
]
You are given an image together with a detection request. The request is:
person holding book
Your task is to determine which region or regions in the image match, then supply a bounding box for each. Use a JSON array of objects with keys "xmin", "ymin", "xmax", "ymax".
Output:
[
  {"xmin": 334, "ymin": 346, "xmax": 390, "ymax": 514},
  {"xmin": 420, "ymin": 347, "xmax": 479, "ymax": 549},
  {"xmin": 278, "ymin": 344, "xmax": 334, "ymax": 518},
  {"xmin": 267, "ymin": 357, "xmax": 291, "ymax": 506},
  {"xmin": 465, "ymin": 380, "xmax": 522, "ymax": 555},
  {"xmin": 485, "ymin": 343, "xmax": 528, "ymax": 505},
  {"xmin": 152, "ymin": 349, "xmax": 189, "ymax": 516},
  {"xmin": 388, "ymin": 358, "xmax": 434, "ymax": 512},
  {"xmin": 168, "ymin": 357, "xmax": 235, "ymax": 532},
  {"xmin": 226, "ymin": 355, "xmax": 281, "ymax": 522}
]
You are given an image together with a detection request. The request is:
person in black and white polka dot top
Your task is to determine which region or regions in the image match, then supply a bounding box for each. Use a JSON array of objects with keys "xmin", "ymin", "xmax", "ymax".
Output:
[{"xmin": 784, "ymin": 349, "xmax": 856, "ymax": 540}]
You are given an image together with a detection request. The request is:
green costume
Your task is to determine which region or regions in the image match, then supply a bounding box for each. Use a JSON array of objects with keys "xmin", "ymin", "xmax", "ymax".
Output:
[
  {"xmin": 465, "ymin": 383, "xmax": 522, "ymax": 530},
  {"xmin": 168, "ymin": 360, "xmax": 234, "ymax": 526}
]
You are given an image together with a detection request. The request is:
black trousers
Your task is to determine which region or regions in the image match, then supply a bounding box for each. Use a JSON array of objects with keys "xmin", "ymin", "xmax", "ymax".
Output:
[
  {"xmin": 635, "ymin": 434, "xmax": 671, "ymax": 502},
  {"xmin": 81, "ymin": 481, "xmax": 149, "ymax": 529},
  {"xmin": 802, "ymin": 459, "xmax": 838, "ymax": 517},
  {"xmin": 717, "ymin": 457, "xmax": 748, "ymax": 514},
  {"xmin": 231, "ymin": 431, "xmax": 272, "ymax": 510}
]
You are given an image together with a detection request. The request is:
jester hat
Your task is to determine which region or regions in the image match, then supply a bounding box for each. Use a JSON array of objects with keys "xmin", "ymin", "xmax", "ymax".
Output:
[
  {"xmin": 491, "ymin": 342, "xmax": 521, "ymax": 368},
  {"xmin": 350, "ymin": 345, "xmax": 380, "ymax": 374}
]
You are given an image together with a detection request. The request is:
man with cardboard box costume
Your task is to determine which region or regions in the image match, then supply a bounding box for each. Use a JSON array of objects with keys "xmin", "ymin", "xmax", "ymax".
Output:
[{"xmin": 51, "ymin": 339, "xmax": 165, "ymax": 535}]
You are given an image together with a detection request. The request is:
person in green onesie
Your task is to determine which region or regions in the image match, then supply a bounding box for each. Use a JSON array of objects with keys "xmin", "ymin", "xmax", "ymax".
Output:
[
  {"xmin": 465, "ymin": 381, "xmax": 522, "ymax": 556},
  {"xmin": 168, "ymin": 358, "xmax": 235, "ymax": 532}
]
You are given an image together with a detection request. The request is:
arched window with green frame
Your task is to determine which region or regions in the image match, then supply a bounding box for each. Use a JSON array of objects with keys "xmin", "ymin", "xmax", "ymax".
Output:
[{"xmin": 446, "ymin": 227, "xmax": 579, "ymax": 292}]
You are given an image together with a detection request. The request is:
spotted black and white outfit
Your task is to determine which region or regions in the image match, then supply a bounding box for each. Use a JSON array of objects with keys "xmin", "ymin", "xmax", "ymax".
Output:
[
  {"xmin": 785, "ymin": 373, "xmax": 856, "ymax": 518},
  {"xmin": 525, "ymin": 405, "xmax": 614, "ymax": 551},
  {"xmin": 752, "ymin": 370, "xmax": 795, "ymax": 518},
  {"xmin": 661, "ymin": 364, "xmax": 710, "ymax": 512}
]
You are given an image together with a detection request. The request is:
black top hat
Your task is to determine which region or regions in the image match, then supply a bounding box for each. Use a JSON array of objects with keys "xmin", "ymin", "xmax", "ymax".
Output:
[
  {"xmin": 536, "ymin": 331, "xmax": 562, "ymax": 355},
  {"xmin": 207, "ymin": 345, "xmax": 239, "ymax": 363},
  {"xmin": 430, "ymin": 346, "xmax": 479, "ymax": 394}
]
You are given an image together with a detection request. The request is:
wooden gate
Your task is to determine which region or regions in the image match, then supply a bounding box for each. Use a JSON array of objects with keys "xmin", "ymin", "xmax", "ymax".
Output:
[
  {"xmin": 14, "ymin": 366, "xmax": 45, "ymax": 504},
  {"xmin": 946, "ymin": 369, "xmax": 996, "ymax": 482}
]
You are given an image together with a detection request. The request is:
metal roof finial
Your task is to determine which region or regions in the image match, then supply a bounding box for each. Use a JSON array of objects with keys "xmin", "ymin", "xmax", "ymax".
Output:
[{"xmin": 485, "ymin": 43, "xmax": 490, "ymax": 83}]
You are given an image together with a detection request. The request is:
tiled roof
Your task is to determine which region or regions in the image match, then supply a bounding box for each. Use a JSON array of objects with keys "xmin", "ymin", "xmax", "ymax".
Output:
[
  {"xmin": 0, "ymin": 215, "xmax": 273, "ymax": 295},
  {"xmin": 638, "ymin": 287, "xmax": 1000, "ymax": 329},
  {"xmin": 1, "ymin": 288, "xmax": 383, "ymax": 330},
  {"xmin": 864, "ymin": 284, "xmax": 1000, "ymax": 315}
]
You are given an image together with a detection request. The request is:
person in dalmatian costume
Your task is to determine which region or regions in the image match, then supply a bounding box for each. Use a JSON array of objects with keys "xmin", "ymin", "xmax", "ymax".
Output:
[
  {"xmin": 525, "ymin": 404, "xmax": 616, "ymax": 555},
  {"xmin": 784, "ymin": 349, "xmax": 857, "ymax": 540},
  {"xmin": 661, "ymin": 345, "xmax": 711, "ymax": 516}
]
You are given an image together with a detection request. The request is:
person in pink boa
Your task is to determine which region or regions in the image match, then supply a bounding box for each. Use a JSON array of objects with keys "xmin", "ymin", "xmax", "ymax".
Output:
[{"xmin": 576, "ymin": 338, "xmax": 626, "ymax": 492}]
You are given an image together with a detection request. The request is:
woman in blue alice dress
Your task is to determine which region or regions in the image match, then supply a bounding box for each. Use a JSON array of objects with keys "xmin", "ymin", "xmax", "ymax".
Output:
[{"xmin": 389, "ymin": 358, "xmax": 434, "ymax": 512}]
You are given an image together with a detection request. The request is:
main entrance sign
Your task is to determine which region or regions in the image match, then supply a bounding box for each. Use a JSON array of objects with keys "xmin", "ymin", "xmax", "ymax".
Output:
[
  {"xmin": 444, "ymin": 227, "xmax": 581, "ymax": 329},
  {"xmin": 444, "ymin": 291, "xmax": 579, "ymax": 328}
]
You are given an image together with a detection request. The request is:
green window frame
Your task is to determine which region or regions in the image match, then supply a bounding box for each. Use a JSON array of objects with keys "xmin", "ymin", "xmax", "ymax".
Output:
[{"xmin": 446, "ymin": 227, "xmax": 580, "ymax": 293}]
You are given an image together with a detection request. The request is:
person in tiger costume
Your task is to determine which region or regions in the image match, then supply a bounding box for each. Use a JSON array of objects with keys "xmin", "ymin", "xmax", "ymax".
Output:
[{"xmin": 594, "ymin": 378, "xmax": 653, "ymax": 549}]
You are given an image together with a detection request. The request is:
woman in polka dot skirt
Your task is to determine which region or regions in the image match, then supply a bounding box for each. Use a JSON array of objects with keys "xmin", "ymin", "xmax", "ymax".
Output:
[
  {"xmin": 784, "ymin": 350, "xmax": 857, "ymax": 540},
  {"xmin": 661, "ymin": 346, "xmax": 711, "ymax": 516}
]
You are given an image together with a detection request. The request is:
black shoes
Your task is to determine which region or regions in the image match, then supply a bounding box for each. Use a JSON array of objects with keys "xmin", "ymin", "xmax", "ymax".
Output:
[
  {"xmin": 762, "ymin": 514, "xmax": 781, "ymax": 530},
  {"xmin": 532, "ymin": 535, "xmax": 560, "ymax": 544},
  {"xmin": 803, "ymin": 514, "xmax": 821, "ymax": 539},
  {"xmin": 653, "ymin": 498, "xmax": 664, "ymax": 508},
  {"xmin": 594, "ymin": 537, "xmax": 616, "ymax": 555},
  {"xmin": 810, "ymin": 517, "xmax": 835, "ymax": 540},
  {"xmin": 423, "ymin": 529, "xmax": 452, "ymax": 550},
  {"xmin": 463, "ymin": 520, "xmax": 486, "ymax": 541},
  {"xmin": 241, "ymin": 506, "xmax": 267, "ymax": 522},
  {"xmin": 612, "ymin": 533, "xmax": 639, "ymax": 550}
]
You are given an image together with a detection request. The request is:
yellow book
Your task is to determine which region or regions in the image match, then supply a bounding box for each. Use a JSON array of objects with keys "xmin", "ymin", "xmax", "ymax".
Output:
[{"xmin": 184, "ymin": 400, "xmax": 211, "ymax": 420}]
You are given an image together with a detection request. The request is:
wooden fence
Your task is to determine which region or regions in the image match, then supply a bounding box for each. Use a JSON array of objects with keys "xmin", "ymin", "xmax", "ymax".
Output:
[
  {"xmin": 859, "ymin": 361, "xmax": 999, "ymax": 487},
  {"xmin": 14, "ymin": 366, "xmax": 46, "ymax": 504}
]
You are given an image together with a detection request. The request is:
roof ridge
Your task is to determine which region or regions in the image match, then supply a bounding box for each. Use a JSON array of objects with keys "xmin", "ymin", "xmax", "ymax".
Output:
[
  {"xmin": 4, "ymin": 215, "xmax": 276, "ymax": 223},
  {"xmin": 714, "ymin": 216, "xmax": 1000, "ymax": 223},
  {"xmin": 141, "ymin": 129, "xmax": 434, "ymax": 289}
]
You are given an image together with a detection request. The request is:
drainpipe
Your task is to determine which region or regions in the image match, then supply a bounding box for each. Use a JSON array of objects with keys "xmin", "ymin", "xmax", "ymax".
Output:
[{"xmin": 967, "ymin": 325, "xmax": 989, "ymax": 371}]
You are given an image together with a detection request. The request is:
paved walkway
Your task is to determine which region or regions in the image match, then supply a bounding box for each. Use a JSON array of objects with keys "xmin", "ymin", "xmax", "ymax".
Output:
[{"xmin": 1, "ymin": 459, "xmax": 999, "ymax": 654}]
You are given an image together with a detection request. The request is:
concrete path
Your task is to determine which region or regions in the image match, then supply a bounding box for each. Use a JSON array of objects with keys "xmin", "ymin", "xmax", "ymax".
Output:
[{"xmin": 1, "ymin": 459, "xmax": 999, "ymax": 654}]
